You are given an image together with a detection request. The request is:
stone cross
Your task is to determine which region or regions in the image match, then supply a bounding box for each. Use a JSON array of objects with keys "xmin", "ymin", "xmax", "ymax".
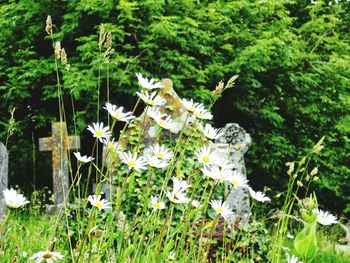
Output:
[
  {"xmin": 214, "ymin": 123, "xmax": 252, "ymax": 221},
  {"xmin": 39, "ymin": 122, "xmax": 80, "ymax": 205},
  {"xmin": 0, "ymin": 142, "xmax": 8, "ymax": 218}
]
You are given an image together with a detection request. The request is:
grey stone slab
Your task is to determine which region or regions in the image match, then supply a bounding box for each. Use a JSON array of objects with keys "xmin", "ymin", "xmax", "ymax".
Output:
[
  {"xmin": 0, "ymin": 142, "xmax": 8, "ymax": 218},
  {"xmin": 215, "ymin": 123, "xmax": 252, "ymax": 221}
]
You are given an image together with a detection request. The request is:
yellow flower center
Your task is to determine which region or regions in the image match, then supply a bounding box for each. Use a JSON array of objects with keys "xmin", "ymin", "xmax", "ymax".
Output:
[
  {"xmin": 95, "ymin": 202, "xmax": 103, "ymax": 209},
  {"xmin": 127, "ymin": 161, "xmax": 136, "ymax": 167},
  {"xmin": 43, "ymin": 252, "xmax": 53, "ymax": 259},
  {"xmin": 95, "ymin": 130, "xmax": 103, "ymax": 137},
  {"xmin": 231, "ymin": 179, "xmax": 239, "ymax": 186},
  {"xmin": 153, "ymin": 203, "xmax": 162, "ymax": 209},
  {"xmin": 157, "ymin": 153, "xmax": 165, "ymax": 159},
  {"xmin": 148, "ymin": 100, "xmax": 155, "ymax": 106},
  {"xmin": 159, "ymin": 121, "xmax": 166, "ymax": 127},
  {"xmin": 216, "ymin": 208, "xmax": 223, "ymax": 213},
  {"xmin": 202, "ymin": 156, "xmax": 210, "ymax": 163}
]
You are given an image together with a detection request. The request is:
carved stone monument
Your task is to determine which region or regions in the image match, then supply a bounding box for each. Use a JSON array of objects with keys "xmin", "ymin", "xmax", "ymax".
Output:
[
  {"xmin": 39, "ymin": 122, "xmax": 80, "ymax": 205},
  {"xmin": 0, "ymin": 142, "xmax": 8, "ymax": 218},
  {"xmin": 215, "ymin": 123, "xmax": 251, "ymax": 221},
  {"xmin": 119, "ymin": 78, "xmax": 188, "ymax": 147}
]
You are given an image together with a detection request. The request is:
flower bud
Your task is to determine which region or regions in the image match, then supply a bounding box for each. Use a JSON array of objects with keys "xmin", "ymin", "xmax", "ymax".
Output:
[{"xmin": 310, "ymin": 167, "xmax": 318, "ymax": 177}]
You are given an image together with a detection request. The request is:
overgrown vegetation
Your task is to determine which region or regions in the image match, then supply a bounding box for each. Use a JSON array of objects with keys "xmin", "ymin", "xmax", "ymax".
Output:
[
  {"xmin": 1, "ymin": 1, "xmax": 349, "ymax": 261},
  {"xmin": 0, "ymin": 0, "xmax": 349, "ymax": 214}
]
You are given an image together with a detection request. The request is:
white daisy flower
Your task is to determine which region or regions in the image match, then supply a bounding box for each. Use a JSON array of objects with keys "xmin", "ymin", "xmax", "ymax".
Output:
[
  {"xmin": 201, "ymin": 165, "xmax": 230, "ymax": 183},
  {"xmin": 103, "ymin": 137, "xmax": 123, "ymax": 154},
  {"xmin": 172, "ymin": 176, "xmax": 191, "ymax": 193},
  {"xmin": 195, "ymin": 145, "xmax": 216, "ymax": 165},
  {"xmin": 166, "ymin": 177, "xmax": 191, "ymax": 204},
  {"xmin": 315, "ymin": 209, "xmax": 338, "ymax": 225},
  {"xmin": 227, "ymin": 171, "xmax": 249, "ymax": 188},
  {"xmin": 88, "ymin": 195, "xmax": 111, "ymax": 210},
  {"xmin": 120, "ymin": 151, "xmax": 148, "ymax": 172},
  {"xmin": 136, "ymin": 72, "xmax": 163, "ymax": 90},
  {"xmin": 73, "ymin": 152, "xmax": 94, "ymax": 163},
  {"xmin": 193, "ymin": 107, "xmax": 213, "ymax": 120},
  {"xmin": 198, "ymin": 123, "xmax": 224, "ymax": 140},
  {"xmin": 154, "ymin": 114, "xmax": 177, "ymax": 130},
  {"xmin": 147, "ymin": 107, "xmax": 165, "ymax": 121},
  {"xmin": 248, "ymin": 187, "xmax": 271, "ymax": 203},
  {"xmin": 104, "ymin": 102, "xmax": 135, "ymax": 122},
  {"xmin": 166, "ymin": 190, "xmax": 190, "ymax": 204},
  {"xmin": 181, "ymin": 98, "xmax": 205, "ymax": 113},
  {"xmin": 209, "ymin": 200, "xmax": 234, "ymax": 220},
  {"xmin": 87, "ymin": 122, "xmax": 111, "ymax": 143},
  {"xmin": 191, "ymin": 200, "xmax": 200, "ymax": 208},
  {"xmin": 145, "ymin": 156, "xmax": 169, "ymax": 169},
  {"xmin": 136, "ymin": 91, "xmax": 166, "ymax": 106},
  {"xmin": 217, "ymin": 169, "xmax": 233, "ymax": 183},
  {"xmin": 149, "ymin": 144, "xmax": 174, "ymax": 160},
  {"xmin": 150, "ymin": 196, "xmax": 166, "ymax": 210},
  {"xmin": 3, "ymin": 188, "xmax": 29, "ymax": 209},
  {"xmin": 212, "ymin": 155, "xmax": 235, "ymax": 170},
  {"xmin": 286, "ymin": 253, "xmax": 302, "ymax": 263},
  {"xmin": 29, "ymin": 251, "xmax": 64, "ymax": 262}
]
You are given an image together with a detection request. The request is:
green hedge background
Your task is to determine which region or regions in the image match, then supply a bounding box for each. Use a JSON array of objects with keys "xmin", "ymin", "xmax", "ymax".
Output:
[{"xmin": 0, "ymin": 0, "xmax": 349, "ymax": 214}]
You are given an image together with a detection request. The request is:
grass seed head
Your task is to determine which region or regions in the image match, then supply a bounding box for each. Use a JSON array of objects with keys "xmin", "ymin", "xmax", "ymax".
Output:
[{"xmin": 45, "ymin": 15, "xmax": 52, "ymax": 35}]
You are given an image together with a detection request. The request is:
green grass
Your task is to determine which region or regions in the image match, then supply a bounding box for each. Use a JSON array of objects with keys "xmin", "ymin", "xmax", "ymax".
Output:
[
  {"xmin": 1, "ymin": 212, "xmax": 59, "ymax": 262},
  {"xmin": 1, "ymin": 212, "xmax": 349, "ymax": 262}
]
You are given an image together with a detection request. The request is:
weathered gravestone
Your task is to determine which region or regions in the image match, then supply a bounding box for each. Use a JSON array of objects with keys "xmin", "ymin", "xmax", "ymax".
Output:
[
  {"xmin": 214, "ymin": 123, "xmax": 252, "ymax": 222},
  {"xmin": 39, "ymin": 122, "xmax": 80, "ymax": 206},
  {"xmin": 0, "ymin": 142, "xmax": 8, "ymax": 218},
  {"xmin": 151, "ymin": 80, "xmax": 252, "ymax": 221},
  {"xmin": 109, "ymin": 79, "xmax": 252, "ymax": 223},
  {"xmin": 120, "ymin": 78, "xmax": 188, "ymax": 147}
]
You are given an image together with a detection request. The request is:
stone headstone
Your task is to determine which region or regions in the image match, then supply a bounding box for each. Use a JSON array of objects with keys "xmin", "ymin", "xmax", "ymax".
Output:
[
  {"xmin": 215, "ymin": 123, "xmax": 252, "ymax": 221},
  {"xmin": 0, "ymin": 142, "xmax": 8, "ymax": 218},
  {"xmin": 39, "ymin": 122, "xmax": 80, "ymax": 206}
]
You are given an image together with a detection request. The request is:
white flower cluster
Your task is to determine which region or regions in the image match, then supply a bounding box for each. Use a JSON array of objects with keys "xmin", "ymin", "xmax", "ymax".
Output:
[{"xmin": 82, "ymin": 72, "xmax": 272, "ymax": 221}]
